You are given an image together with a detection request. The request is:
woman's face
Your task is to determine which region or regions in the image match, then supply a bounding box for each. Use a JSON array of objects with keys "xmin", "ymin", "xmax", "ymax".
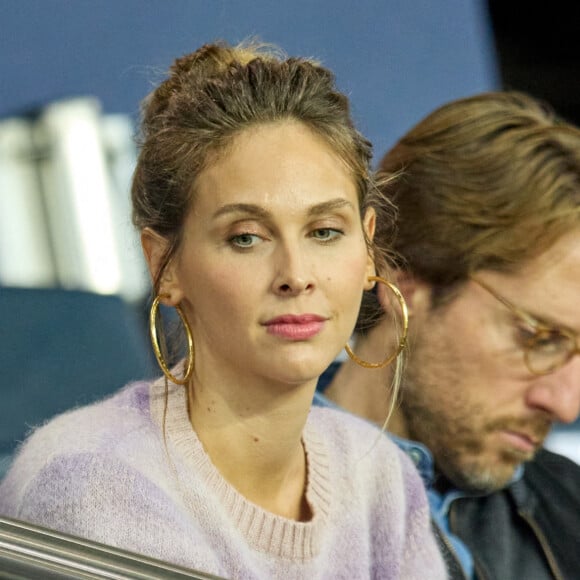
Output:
[{"xmin": 147, "ymin": 121, "xmax": 375, "ymax": 390}]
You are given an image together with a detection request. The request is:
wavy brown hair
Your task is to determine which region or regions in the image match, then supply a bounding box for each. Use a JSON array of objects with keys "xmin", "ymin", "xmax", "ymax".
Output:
[{"xmin": 374, "ymin": 91, "xmax": 580, "ymax": 307}]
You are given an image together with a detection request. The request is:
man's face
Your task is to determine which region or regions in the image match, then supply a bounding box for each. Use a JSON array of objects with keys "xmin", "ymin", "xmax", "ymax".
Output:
[{"xmin": 401, "ymin": 230, "xmax": 580, "ymax": 493}]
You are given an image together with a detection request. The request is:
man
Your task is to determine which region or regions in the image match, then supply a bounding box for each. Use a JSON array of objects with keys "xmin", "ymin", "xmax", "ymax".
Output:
[{"xmin": 319, "ymin": 91, "xmax": 580, "ymax": 579}]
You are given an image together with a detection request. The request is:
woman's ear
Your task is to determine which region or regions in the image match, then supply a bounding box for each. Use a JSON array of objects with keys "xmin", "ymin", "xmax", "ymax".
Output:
[
  {"xmin": 363, "ymin": 207, "xmax": 377, "ymax": 289},
  {"xmin": 141, "ymin": 228, "xmax": 183, "ymax": 306}
]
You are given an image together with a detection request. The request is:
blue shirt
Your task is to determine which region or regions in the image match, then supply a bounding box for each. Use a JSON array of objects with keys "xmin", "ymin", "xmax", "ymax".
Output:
[{"xmin": 390, "ymin": 435, "xmax": 475, "ymax": 579}]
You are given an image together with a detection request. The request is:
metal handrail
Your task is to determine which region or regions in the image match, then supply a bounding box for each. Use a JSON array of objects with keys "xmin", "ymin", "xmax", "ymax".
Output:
[{"xmin": 0, "ymin": 516, "xmax": 225, "ymax": 579}]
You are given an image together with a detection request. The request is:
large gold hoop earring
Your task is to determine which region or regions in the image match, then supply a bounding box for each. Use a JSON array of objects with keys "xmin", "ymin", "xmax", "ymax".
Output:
[
  {"xmin": 149, "ymin": 295, "xmax": 195, "ymax": 385},
  {"xmin": 345, "ymin": 276, "xmax": 409, "ymax": 369}
]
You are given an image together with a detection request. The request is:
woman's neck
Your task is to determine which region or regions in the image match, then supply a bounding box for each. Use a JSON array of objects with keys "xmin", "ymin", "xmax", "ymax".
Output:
[
  {"xmin": 324, "ymin": 329, "xmax": 408, "ymax": 437},
  {"xmin": 187, "ymin": 375, "xmax": 314, "ymax": 521}
]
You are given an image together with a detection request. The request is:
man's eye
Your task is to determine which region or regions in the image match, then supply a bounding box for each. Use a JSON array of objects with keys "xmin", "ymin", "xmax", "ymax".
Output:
[
  {"xmin": 531, "ymin": 329, "xmax": 570, "ymax": 353},
  {"xmin": 516, "ymin": 324, "xmax": 537, "ymax": 343}
]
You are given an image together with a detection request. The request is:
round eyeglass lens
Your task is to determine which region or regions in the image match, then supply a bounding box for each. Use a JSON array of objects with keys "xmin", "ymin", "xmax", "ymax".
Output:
[{"xmin": 525, "ymin": 328, "xmax": 575, "ymax": 375}]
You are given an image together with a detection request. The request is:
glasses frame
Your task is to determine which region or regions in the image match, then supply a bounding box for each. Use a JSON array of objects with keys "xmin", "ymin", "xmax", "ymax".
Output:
[{"xmin": 471, "ymin": 277, "xmax": 580, "ymax": 375}]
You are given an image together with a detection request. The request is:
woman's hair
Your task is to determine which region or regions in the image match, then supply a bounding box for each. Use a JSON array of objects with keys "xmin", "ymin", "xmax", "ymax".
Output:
[
  {"xmin": 131, "ymin": 40, "xmax": 395, "ymax": 290},
  {"xmin": 131, "ymin": 40, "xmax": 403, "ymax": 427},
  {"xmin": 373, "ymin": 90, "xmax": 580, "ymax": 307}
]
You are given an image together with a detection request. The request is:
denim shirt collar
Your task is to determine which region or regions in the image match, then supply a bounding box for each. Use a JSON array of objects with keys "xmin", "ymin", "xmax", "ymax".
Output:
[
  {"xmin": 389, "ymin": 433, "xmax": 525, "ymax": 509},
  {"xmin": 391, "ymin": 433, "xmax": 525, "ymax": 580}
]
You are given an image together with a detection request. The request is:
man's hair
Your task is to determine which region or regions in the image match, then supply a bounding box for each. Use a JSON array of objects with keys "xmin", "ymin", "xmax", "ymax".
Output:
[{"xmin": 373, "ymin": 91, "xmax": 580, "ymax": 305}]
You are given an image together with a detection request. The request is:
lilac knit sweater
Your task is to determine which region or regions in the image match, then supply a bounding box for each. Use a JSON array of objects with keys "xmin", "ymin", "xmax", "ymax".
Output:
[{"xmin": 0, "ymin": 379, "xmax": 447, "ymax": 579}]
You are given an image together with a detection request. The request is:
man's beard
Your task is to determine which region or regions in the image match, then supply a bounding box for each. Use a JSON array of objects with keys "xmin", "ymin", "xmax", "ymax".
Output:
[{"xmin": 400, "ymin": 372, "xmax": 552, "ymax": 493}]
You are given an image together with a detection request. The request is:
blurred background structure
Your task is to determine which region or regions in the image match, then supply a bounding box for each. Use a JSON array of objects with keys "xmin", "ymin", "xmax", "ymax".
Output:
[
  {"xmin": 486, "ymin": 0, "xmax": 580, "ymax": 127},
  {"xmin": 0, "ymin": 0, "xmax": 578, "ymax": 474}
]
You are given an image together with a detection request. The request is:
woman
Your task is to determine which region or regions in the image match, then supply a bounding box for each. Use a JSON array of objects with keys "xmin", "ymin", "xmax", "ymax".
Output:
[{"xmin": 0, "ymin": 42, "xmax": 446, "ymax": 579}]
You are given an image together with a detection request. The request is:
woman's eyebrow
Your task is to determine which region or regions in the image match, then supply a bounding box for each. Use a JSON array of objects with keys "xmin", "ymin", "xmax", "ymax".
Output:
[
  {"xmin": 212, "ymin": 198, "xmax": 355, "ymax": 220},
  {"xmin": 307, "ymin": 198, "xmax": 356, "ymax": 216},
  {"xmin": 212, "ymin": 203, "xmax": 271, "ymax": 220}
]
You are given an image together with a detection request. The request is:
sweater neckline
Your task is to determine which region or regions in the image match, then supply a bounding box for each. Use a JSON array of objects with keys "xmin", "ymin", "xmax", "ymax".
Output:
[{"xmin": 149, "ymin": 377, "xmax": 332, "ymax": 560}]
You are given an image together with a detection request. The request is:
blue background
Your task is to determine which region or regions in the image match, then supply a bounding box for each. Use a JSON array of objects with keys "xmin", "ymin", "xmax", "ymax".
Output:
[{"xmin": 0, "ymin": 0, "xmax": 498, "ymax": 163}]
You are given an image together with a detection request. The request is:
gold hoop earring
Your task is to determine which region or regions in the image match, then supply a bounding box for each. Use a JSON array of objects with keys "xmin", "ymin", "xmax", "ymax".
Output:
[
  {"xmin": 345, "ymin": 276, "xmax": 409, "ymax": 369},
  {"xmin": 149, "ymin": 295, "xmax": 195, "ymax": 385}
]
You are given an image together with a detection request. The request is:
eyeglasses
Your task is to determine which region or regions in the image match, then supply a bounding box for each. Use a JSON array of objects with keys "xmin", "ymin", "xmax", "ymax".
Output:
[{"xmin": 471, "ymin": 277, "xmax": 580, "ymax": 375}]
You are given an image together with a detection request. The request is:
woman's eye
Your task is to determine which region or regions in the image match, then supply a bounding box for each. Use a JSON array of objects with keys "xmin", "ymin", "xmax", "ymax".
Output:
[
  {"xmin": 311, "ymin": 228, "xmax": 343, "ymax": 242},
  {"xmin": 229, "ymin": 233, "xmax": 261, "ymax": 248}
]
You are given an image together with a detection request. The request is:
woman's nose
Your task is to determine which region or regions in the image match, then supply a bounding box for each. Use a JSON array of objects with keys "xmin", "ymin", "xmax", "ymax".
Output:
[{"xmin": 271, "ymin": 243, "xmax": 315, "ymax": 297}]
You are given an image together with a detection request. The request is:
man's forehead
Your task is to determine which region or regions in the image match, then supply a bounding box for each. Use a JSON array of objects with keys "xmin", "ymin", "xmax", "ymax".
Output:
[
  {"xmin": 474, "ymin": 230, "xmax": 580, "ymax": 331},
  {"xmin": 519, "ymin": 229, "xmax": 580, "ymax": 274}
]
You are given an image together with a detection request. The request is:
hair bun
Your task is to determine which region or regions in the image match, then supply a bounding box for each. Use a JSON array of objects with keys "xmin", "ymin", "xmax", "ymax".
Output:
[{"xmin": 142, "ymin": 41, "xmax": 281, "ymax": 128}]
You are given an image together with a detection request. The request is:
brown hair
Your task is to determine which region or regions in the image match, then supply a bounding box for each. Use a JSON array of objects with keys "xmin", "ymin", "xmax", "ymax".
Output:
[
  {"xmin": 375, "ymin": 91, "xmax": 580, "ymax": 305},
  {"xmin": 131, "ymin": 40, "xmax": 394, "ymax": 290}
]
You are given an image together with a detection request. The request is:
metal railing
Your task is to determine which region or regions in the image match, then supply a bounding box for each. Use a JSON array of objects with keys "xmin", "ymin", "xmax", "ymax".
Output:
[{"xmin": 0, "ymin": 516, "xmax": 225, "ymax": 579}]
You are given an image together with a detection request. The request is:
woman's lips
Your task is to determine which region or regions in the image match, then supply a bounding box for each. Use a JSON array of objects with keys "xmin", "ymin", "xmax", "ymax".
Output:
[{"xmin": 264, "ymin": 314, "xmax": 326, "ymax": 340}]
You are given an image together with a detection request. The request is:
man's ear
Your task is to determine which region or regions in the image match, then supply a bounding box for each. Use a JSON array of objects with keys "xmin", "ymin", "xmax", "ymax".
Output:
[
  {"xmin": 141, "ymin": 228, "xmax": 184, "ymax": 306},
  {"xmin": 363, "ymin": 207, "xmax": 377, "ymax": 290},
  {"xmin": 386, "ymin": 270, "xmax": 431, "ymax": 316}
]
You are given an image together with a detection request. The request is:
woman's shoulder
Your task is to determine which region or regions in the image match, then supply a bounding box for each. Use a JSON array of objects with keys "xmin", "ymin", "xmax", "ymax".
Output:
[
  {"xmin": 308, "ymin": 404, "xmax": 395, "ymax": 445},
  {"xmin": 307, "ymin": 405, "xmax": 431, "ymax": 507},
  {"xmin": 306, "ymin": 405, "xmax": 409, "ymax": 473},
  {"xmin": 0, "ymin": 381, "xmax": 161, "ymax": 508},
  {"xmin": 24, "ymin": 380, "xmax": 153, "ymax": 452}
]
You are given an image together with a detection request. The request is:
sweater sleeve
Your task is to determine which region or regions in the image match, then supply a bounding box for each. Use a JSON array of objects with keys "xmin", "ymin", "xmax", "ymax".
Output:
[
  {"xmin": 10, "ymin": 452, "xmax": 222, "ymax": 575},
  {"xmin": 397, "ymin": 448, "xmax": 449, "ymax": 579}
]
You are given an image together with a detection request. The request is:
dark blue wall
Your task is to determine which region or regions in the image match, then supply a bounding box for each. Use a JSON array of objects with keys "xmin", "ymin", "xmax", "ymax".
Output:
[{"xmin": 0, "ymin": 0, "xmax": 498, "ymax": 162}]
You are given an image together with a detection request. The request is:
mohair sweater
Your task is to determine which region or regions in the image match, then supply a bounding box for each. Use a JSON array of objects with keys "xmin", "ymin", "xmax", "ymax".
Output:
[{"xmin": 0, "ymin": 379, "xmax": 447, "ymax": 579}]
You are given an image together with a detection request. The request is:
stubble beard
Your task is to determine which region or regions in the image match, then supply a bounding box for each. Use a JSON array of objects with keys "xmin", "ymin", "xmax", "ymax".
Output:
[{"xmin": 400, "ymin": 359, "xmax": 551, "ymax": 494}]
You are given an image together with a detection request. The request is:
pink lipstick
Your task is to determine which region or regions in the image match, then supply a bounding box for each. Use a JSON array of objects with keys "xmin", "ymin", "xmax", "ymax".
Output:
[{"xmin": 264, "ymin": 314, "xmax": 326, "ymax": 340}]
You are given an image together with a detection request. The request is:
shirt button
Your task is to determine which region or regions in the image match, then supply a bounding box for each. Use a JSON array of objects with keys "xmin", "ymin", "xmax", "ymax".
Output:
[{"xmin": 409, "ymin": 449, "xmax": 422, "ymax": 465}]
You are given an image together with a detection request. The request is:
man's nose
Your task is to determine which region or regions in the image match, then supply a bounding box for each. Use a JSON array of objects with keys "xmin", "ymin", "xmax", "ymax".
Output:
[{"xmin": 527, "ymin": 356, "xmax": 580, "ymax": 424}]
